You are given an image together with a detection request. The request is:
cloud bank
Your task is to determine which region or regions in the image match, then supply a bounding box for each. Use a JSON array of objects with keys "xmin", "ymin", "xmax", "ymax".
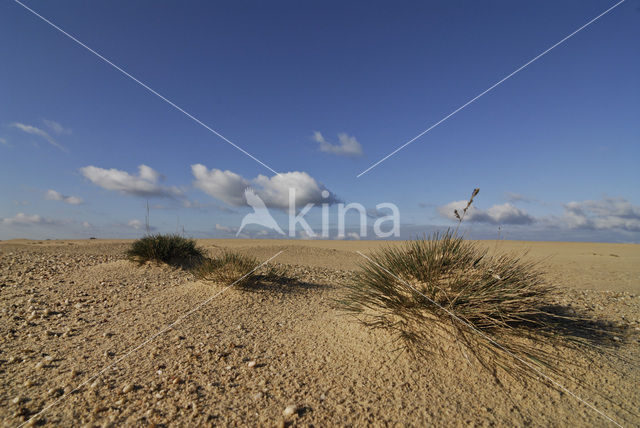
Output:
[
  {"xmin": 562, "ymin": 197, "xmax": 640, "ymax": 231},
  {"xmin": 438, "ymin": 201, "xmax": 534, "ymax": 225},
  {"xmin": 1, "ymin": 213, "xmax": 58, "ymax": 226}
]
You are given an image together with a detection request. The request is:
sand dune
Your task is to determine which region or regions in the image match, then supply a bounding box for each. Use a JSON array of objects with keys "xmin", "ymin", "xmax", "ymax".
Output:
[{"xmin": 0, "ymin": 239, "xmax": 638, "ymax": 426}]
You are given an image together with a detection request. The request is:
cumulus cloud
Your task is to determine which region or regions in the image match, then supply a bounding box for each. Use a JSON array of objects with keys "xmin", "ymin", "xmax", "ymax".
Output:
[
  {"xmin": 1, "ymin": 213, "xmax": 57, "ymax": 226},
  {"xmin": 438, "ymin": 201, "xmax": 534, "ymax": 225},
  {"xmin": 192, "ymin": 164, "xmax": 339, "ymax": 211},
  {"xmin": 80, "ymin": 165, "xmax": 183, "ymax": 198},
  {"xmin": 191, "ymin": 165, "xmax": 249, "ymax": 206},
  {"xmin": 45, "ymin": 189, "xmax": 83, "ymax": 205},
  {"xmin": 312, "ymin": 132, "xmax": 363, "ymax": 157},
  {"xmin": 10, "ymin": 122, "xmax": 68, "ymax": 152},
  {"xmin": 563, "ymin": 197, "xmax": 640, "ymax": 231}
]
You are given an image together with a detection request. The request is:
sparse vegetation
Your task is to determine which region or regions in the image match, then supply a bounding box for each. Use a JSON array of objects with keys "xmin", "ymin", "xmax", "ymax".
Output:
[
  {"xmin": 127, "ymin": 234, "xmax": 205, "ymax": 267},
  {"xmin": 194, "ymin": 251, "xmax": 287, "ymax": 289},
  {"xmin": 341, "ymin": 189, "xmax": 621, "ymax": 380}
]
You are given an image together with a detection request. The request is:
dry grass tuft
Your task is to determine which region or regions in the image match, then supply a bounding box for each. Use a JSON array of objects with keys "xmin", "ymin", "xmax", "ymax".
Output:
[
  {"xmin": 341, "ymin": 189, "xmax": 625, "ymax": 381},
  {"xmin": 193, "ymin": 252, "xmax": 287, "ymax": 289},
  {"xmin": 127, "ymin": 234, "xmax": 205, "ymax": 268}
]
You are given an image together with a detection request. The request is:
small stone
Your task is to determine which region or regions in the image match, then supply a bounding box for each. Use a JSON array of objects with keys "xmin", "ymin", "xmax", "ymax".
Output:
[
  {"xmin": 283, "ymin": 404, "xmax": 297, "ymax": 417},
  {"xmin": 155, "ymin": 392, "xmax": 164, "ymax": 399},
  {"xmin": 122, "ymin": 383, "xmax": 134, "ymax": 393},
  {"xmin": 48, "ymin": 388, "xmax": 62, "ymax": 396},
  {"xmin": 70, "ymin": 369, "xmax": 79, "ymax": 378},
  {"xmin": 23, "ymin": 380, "xmax": 33, "ymax": 387},
  {"xmin": 172, "ymin": 377, "xmax": 182, "ymax": 385},
  {"xmin": 613, "ymin": 336, "xmax": 621, "ymax": 342},
  {"xmin": 12, "ymin": 396, "xmax": 21, "ymax": 404},
  {"xmin": 247, "ymin": 360, "xmax": 256, "ymax": 368},
  {"xmin": 114, "ymin": 398, "xmax": 124, "ymax": 406},
  {"xmin": 252, "ymin": 392, "xmax": 263, "ymax": 400},
  {"xmin": 35, "ymin": 361, "xmax": 44, "ymax": 369},
  {"xmin": 90, "ymin": 380, "xmax": 100, "ymax": 389},
  {"xmin": 44, "ymin": 355, "xmax": 54, "ymax": 363}
]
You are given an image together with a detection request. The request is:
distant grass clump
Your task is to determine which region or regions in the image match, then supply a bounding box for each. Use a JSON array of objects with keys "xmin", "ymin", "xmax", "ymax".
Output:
[
  {"xmin": 341, "ymin": 189, "xmax": 620, "ymax": 380},
  {"xmin": 194, "ymin": 251, "xmax": 286, "ymax": 289},
  {"xmin": 127, "ymin": 234, "xmax": 205, "ymax": 267}
]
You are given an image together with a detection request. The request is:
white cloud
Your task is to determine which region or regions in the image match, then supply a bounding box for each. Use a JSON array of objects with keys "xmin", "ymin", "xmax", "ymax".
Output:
[
  {"xmin": 347, "ymin": 232, "xmax": 361, "ymax": 240},
  {"xmin": 563, "ymin": 197, "xmax": 640, "ymax": 231},
  {"xmin": 42, "ymin": 119, "xmax": 71, "ymax": 135},
  {"xmin": 191, "ymin": 165, "xmax": 249, "ymax": 206},
  {"xmin": 10, "ymin": 123, "xmax": 68, "ymax": 152},
  {"xmin": 127, "ymin": 219, "xmax": 144, "ymax": 230},
  {"xmin": 215, "ymin": 223, "xmax": 235, "ymax": 233},
  {"xmin": 192, "ymin": 164, "xmax": 339, "ymax": 211},
  {"xmin": 45, "ymin": 189, "xmax": 83, "ymax": 205},
  {"xmin": 438, "ymin": 201, "xmax": 534, "ymax": 225},
  {"xmin": 82, "ymin": 221, "xmax": 92, "ymax": 228},
  {"xmin": 0, "ymin": 137, "xmax": 8, "ymax": 146},
  {"xmin": 80, "ymin": 165, "xmax": 183, "ymax": 198},
  {"xmin": 312, "ymin": 132, "xmax": 363, "ymax": 157},
  {"xmin": 1, "ymin": 213, "xmax": 57, "ymax": 226}
]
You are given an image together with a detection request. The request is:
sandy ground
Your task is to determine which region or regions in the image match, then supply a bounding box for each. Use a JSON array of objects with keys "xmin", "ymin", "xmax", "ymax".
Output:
[{"xmin": 0, "ymin": 239, "xmax": 638, "ymax": 427}]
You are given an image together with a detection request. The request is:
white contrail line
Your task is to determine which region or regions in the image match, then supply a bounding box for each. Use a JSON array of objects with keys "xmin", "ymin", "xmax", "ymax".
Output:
[
  {"xmin": 355, "ymin": 250, "xmax": 624, "ymax": 427},
  {"xmin": 13, "ymin": 0, "xmax": 281, "ymax": 176},
  {"xmin": 357, "ymin": 0, "xmax": 626, "ymax": 177},
  {"xmin": 19, "ymin": 251, "xmax": 283, "ymax": 427}
]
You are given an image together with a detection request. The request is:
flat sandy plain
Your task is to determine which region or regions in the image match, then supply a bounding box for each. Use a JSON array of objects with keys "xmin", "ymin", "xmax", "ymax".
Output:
[{"xmin": 0, "ymin": 238, "xmax": 638, "ymax": 427}]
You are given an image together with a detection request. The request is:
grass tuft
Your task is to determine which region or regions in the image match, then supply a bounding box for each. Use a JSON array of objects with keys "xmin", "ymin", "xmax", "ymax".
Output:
[
  {"xmin": 127, "ymin": 234, "xmax": 205, "ymax": 267},
  {"xmin": 193, "ymin": 251, "xmax": 287, "ymax": 289},
  {"xmin": 341, "ymin": 189, "xmax": 624, "ymax": 381}
]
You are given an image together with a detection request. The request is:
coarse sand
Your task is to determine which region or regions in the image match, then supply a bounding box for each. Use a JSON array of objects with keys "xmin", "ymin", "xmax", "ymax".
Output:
[{"xmin": 0, "ymin": 239, "xmax": 638, "ymax": 427}]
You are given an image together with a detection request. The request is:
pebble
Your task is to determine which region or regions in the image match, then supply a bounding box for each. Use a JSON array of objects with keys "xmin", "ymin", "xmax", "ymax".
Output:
[
  {"xmin": 122, "ymin": 383, "xmax": 134, "ymax": 393},
  {"xmin": 90, "ymin": 380, "xmax": 100, "ymax": 389},
  {"xmin": 48, "ymin": 387, "xmax": 62, "ymax": 396},
  {"xmin": 35, "ymin": 361, "xmax": 44, "ymax": 369},
  {"xmin": 23, "ymin": 380, "xmax": 33, "ymax": 387},
  {"xmin": 12, "ymin": 396, "xmax": 21, "ymax": 404},
  {"xmin": 613, "ymin": 336, "xmax": 620, "ymax": 342},
  {"xmin": 252, "ymin": 392, "xmax": 263, "ymax": 400},
  {"xmin": 283, "ymin": 404, "xmax": 297, "ymax": 417},
  {"xmin": 247, "ymin": 360, "xmax": 256, "ymax": 368}
]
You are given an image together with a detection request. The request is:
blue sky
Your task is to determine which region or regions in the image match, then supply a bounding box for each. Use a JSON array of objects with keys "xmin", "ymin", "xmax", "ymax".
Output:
[{"xmin": 1, "ymin": 0, "xmax": 638, "ymax": 242}]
